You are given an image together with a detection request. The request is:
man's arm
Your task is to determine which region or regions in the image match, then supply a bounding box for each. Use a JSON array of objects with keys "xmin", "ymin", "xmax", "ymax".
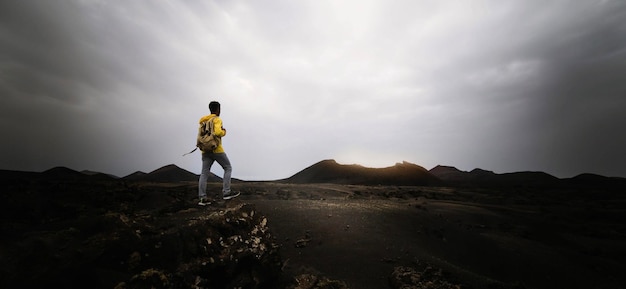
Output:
[{"xmin": 213, "ymin": 118, "xmax": 226, "ymax": 137}]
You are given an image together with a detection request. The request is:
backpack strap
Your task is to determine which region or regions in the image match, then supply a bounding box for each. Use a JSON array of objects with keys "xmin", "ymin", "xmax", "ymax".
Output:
[{"xmin": 204, "ymin": 116, "xmax": 216, "ymax": 135}]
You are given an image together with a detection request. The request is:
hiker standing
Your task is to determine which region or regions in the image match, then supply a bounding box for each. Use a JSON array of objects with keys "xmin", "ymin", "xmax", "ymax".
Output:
[{"xmin": 197, "ymin": 101, "xmax": 239, "ymax": 205}]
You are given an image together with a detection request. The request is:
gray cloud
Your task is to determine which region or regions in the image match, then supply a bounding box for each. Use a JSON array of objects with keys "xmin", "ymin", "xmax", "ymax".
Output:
[{"xmin": 1, "ymin": 0, "xmax": 625, "ymax": 179}]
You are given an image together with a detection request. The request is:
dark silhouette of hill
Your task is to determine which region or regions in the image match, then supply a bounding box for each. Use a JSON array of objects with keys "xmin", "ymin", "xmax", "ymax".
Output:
[
  {"xmin": 430, "ymin": 165, "xmax": 561, "ymax": 187},
  {"xmin": 564, "ymin": 173, "xmax": 626, "ymax": 189},
  {"xmin": 122, "ymin": 164, "xmax": 204, "ymax": 182},
  {"xmin": 37, "ymin": 166, "xmax": 115, "ymax": 181},
  {"xmin": 429, "ymin": 165, "xmax": 626, "ymax": 189},
  {"xmin": 42, "ymin": 166, "xmax": 86, "ymax": 179},
  {"xmin": 429, "ymin": 166, "xmax": 479, "ymax": 182},
  {"xmin": 122, "ymin": 171, "xmax": 148, "ymax": 181},
  {"xmin": 497, "ymin": 171, "xmax": 560, "ymax": 186},
  {"xmin": 120, "ymin": 164, "xmax": 241, "ymax": 183},
  {"xmin": 0, "ymin": 169, "xmax": 38, "ymax": 183},
  {"xmin": 81, "ymin": 170, "xmax": 120, "ymax": 179},
  {"xmin": 0, "ymin": 167, "xmax": 117, "ymax": 184},
  {"xmin": 283, "ymin": 159, "xmax": 442, "ymax": 186},
  {"xmin": 0, "ymin": 165, "xmax": 238, "ymax": 184},
  {"xmin": 2, "ymin": 161, "xmax": 625, "ymax": 188}
]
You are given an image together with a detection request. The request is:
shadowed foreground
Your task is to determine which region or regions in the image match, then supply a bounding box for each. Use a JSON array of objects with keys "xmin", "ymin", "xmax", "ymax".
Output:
[{"xmin": 1, "ymin": 177, "xmax": 624, "ymax": 288}]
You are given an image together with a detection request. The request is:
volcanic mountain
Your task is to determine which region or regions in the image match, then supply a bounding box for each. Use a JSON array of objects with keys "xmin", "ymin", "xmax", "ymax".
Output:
[
  {"xmin": 283, "ymin": 159, "xmax": 442, "ymax": 186},
  {"xmin": 122, "ymin": 164, "xmax": 214, "ymax": 182},
  {"xmin": 1, "ymin": 167, "xmax": 118, "ymax": 183},
  {"xmin": 429, "ymin": 165, "xmax": 626, "ymax": 188},
  {"xmin": 429, "ymin": 165, "xmax": 560, "ymax": 186},
  {"xmin": 81, "ymin": 170, "xmax": 119, "ymax": 179}
]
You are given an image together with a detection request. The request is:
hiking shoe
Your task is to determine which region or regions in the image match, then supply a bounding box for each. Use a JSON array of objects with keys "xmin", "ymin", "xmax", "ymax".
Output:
[
  {"xmin": 198, "ymin": 197, "xmax": 211, "ymax": 206},
  {"xmin": 223, "ymin": 191, "xmax": 240, "ymax": 200}
]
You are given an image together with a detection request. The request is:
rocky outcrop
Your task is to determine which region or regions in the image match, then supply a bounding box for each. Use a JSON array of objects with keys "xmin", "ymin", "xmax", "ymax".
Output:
[
  {"xmin": 389, "ymin": 265, "xmax": 462, "ymax": 289},
  {"xmin": 287, "ymin": 274, "xmax": 349, "ymax": 289},
  {"xmin": 111, "ymin": 203, "xmax": 283, "ymax": 289},
  {"xmin": 0, "ymin": 177, "xmax": 283, "ymax": 288}
]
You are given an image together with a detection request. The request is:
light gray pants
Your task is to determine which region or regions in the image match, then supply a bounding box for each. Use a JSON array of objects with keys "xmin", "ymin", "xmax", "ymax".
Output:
[{"xmin": 198, "ymin": 152, "xmax": 232, "ymax": 198}]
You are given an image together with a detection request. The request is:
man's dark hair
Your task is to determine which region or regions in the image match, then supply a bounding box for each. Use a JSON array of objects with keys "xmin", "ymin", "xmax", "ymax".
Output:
[{"xmin": 209, "ymin": 101, "xmax": 220, "ymax": 113}]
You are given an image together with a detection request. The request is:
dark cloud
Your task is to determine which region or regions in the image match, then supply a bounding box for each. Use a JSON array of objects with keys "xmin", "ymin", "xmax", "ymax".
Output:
[
  {"xmin": 1, "ymin": 1, "xmax": 625, "ymax": 179},
  {"xmin": 518, "ymin": 1, "xmax": 626, "ymax": 177},
  {"xmin": 428, "ymin": 0, "xmax": 626, "ymax": 177}
]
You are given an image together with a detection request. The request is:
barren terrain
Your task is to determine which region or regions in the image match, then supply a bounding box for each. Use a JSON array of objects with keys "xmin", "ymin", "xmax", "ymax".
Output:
[
  {"xmin": 239, "ymin": 182, "xmax": 626, "ymax": 289},
  {"xmin": 1, "ymin": 170, "xmax": 625, "ymax": 288}
]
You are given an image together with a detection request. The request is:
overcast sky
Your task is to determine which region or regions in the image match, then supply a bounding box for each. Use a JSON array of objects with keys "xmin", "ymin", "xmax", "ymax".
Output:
[{"xmin": 1, "ymin": 0, "xmax": 625, "ymax": 180}]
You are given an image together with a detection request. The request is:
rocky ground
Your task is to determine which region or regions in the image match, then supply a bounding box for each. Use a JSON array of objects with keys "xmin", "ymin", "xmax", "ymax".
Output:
[
  {"xmin": 240, "ymin": 183, "xmax": 626, "ymax": 289},
  {"xmin": 1, "ymin": 178, "xmax": 625, "ymax": 288}
]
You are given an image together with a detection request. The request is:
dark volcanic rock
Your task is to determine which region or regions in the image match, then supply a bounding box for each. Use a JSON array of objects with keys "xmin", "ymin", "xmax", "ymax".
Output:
[
  {"xmin": 0, "ymin": 178, "xmax": 282, "ymax": 289},
  {"xmin": 388, "ymin": 261, "xmax": 521, "ymax": 289},
  {"xmin": 288, "ymin": 274, "xmax": 349, "ymax": 289},
  {"xmin": 114, "ymin": 203, "xmax": 282, "ymax": 289},
  {"xmin": 389, "ymin": 265, "xmax": 462, "ymax": 289}
]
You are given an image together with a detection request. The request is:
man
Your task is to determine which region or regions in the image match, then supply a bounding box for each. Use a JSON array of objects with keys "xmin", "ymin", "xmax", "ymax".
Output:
[{"xmin": 197, "ymin": 101, "xmax": 239, "ymax": 205}]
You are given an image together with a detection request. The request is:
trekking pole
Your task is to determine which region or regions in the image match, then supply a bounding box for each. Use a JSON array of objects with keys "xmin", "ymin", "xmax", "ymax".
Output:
[{"xmin": 182, "ymin": 147, "xmax": 197, "ymax": 156}]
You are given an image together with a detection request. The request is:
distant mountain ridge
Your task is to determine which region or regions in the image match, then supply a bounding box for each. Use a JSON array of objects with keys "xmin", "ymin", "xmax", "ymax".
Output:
[
  {"xmin": 0, "ymin": 166, "xmax": 117, "ymax": 183},
  {"xmin": 0, "ymin": 165, "xmax": 216, "ymax": 184},
  {"xmin": 81, "ymin": 170, "xmax": 120, "ymax": 179},
  {"xmin": 120, "ymin": 164, "xmax": 237, "ymax": 183},
  {"xmin": 429, "ymin": 165, "xmax": 562, "ymax": 185},
  {"xmin": 429, "ymin": 165, "xmax": 626, "ymax": 188},
  {"xmin": 2, "ymin": 161, "xmax": 625, "ymax": 188},
  {"xmin": 121, "ymin": 164, "xmax": 203, "ymax": 182},
  {"xmin": 283, "ymin": 160, "xmax": 626, "ymax": 188}
]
